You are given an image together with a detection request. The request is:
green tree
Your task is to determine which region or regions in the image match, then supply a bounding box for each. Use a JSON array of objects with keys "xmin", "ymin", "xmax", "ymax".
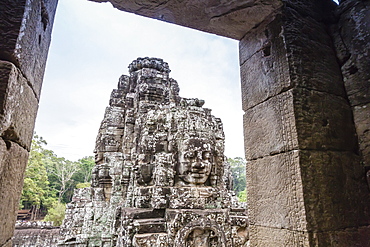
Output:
[
  {"xmin": 43, "ymin": 202, "xmax": 66, "ymax": 226},
  {"xmin": 76, "ymin": 182, "xmax": 91, "ymax": 189},
  {"xmin": 237, "ymin": 188, "xmax": 247, "ymax": 202},
  {"xmin": 20, "ymin": 135, "xmax": 58, "ymax": 219},
  {"xmin": 228, "ymin": 157, "xmax": 247, "ymax": 201},
  {"xmin": 73, "ymin": 156, "xmax": 95, "ymax": 183},
  {"xmin": 45, "ymin": 156, "xmax": 80, "ymax": 203},
  {"xmin": 21, "ymin": 134, "xmax": 95, "ymax": 222}
]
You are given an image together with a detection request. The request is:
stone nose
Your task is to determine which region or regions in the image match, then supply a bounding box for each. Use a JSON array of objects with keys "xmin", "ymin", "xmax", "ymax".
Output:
[{"xmin": 193, "ymin": 158, "xmax": 205, "ymax": 169}]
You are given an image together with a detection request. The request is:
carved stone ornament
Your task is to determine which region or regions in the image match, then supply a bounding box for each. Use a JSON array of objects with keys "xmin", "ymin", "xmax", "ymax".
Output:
[{"xmin": 58, "ymin": 57, "xmax": 248, "ymax": 247}]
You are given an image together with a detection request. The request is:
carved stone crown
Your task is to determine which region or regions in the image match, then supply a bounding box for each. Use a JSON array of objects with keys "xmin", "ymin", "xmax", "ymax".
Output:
[{"xmin": 128, "ymin": 57, "xmax": 171, "ymax": 73}]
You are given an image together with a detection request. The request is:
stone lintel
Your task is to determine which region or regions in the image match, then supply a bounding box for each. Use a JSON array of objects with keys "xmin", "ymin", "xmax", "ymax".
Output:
[{"xmin": 88, "ymin": 0, "xmax": 282, "ymax": 40}]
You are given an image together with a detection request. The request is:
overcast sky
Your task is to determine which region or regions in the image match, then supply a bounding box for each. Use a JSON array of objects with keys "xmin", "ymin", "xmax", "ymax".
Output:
[{"xmin": 35, "ymin": 0, "xmax": 244, "ymax": 161}]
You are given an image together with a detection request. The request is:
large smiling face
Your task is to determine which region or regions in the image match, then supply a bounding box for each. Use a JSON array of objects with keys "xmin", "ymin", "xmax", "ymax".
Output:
[{"xmin": 177, "ymin": 138, "xmax": 213, "ymax": 186}]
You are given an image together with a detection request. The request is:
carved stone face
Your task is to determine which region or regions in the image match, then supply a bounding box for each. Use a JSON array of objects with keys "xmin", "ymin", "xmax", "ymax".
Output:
[
  {"xmin": 94, "ymin": 151, "xmax": 104, "ymax": 165},
  {"xmin": 177, "ymin": 138, "xmax": 213, "ymax": 186},
  {"xmin": 186, "ymin": 228, "xmax": 218, "ymax": 247}
]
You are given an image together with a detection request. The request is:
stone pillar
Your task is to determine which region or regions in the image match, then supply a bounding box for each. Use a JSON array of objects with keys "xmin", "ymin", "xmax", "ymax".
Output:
[
  {"xmin": 240, "ymin": 1, "xmax": 370, "ymax": 246},
  {"xmin": 331, "ymin": 0, "xmax": 370, "ymax": 176},
  {"xmin": 0, "ymin": 0, "xmax": 58, "ymax": 246}
]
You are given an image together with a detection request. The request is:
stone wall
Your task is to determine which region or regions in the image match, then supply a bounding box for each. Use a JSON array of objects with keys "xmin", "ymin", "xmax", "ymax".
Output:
[
  {"xmin": 331, "ymin": 0, "xmax": 370, "ymax": 173},
  {"xmin": 1, "ymin": 0, "xmax": 369, "ymax": 246},
  {"xmin": 12, "ymin": 222, "xmax": 59, "ymax": 247},
  {"xmin": 240, "ymin": 1, "xmax": 370, "ymax": 245},
  {"xmin": 0, "ymin": 1, "xmax": 58, "ymax": 246}
]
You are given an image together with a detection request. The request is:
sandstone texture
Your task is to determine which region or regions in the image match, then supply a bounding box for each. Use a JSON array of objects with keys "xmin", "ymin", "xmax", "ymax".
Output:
[
  {"xmin": 0, "ymin": 1, "xmax": 58, "ymax": 246},
  {"xmin": 331, "ymin": 0, "xmax": 370, "ymax": 170},
  {"xmin": 0, "ymin": 0, "xmax": 58, "ymax": 99},
  {"xmin": 58, "ymin": 57, "xmax": 248, "ymax": 247},
  {"xmin": 12, "ymin": 222, "xmax": 60, "ymax": 247},
  {"xmin": 0, "ymin": 61, "xmax": 38, "ymax": 150},
  {"xmin": 88, "ymin": 0, "xmax": 282, "ymax": 40},
  {"xmin": 0, "ymin": 139, "xmax": 29, "ymax": 246},
  {"xmin": 241, "ymin": 1, "xmax": 370, "ymax": 246},
  {"xmin": 0, "ymin": 0, "xmax": 369, "ymax": 246}
]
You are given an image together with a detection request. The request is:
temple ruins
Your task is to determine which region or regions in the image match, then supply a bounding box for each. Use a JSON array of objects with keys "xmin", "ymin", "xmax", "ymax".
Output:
[
  {"xmin": 58, "ymin": 57, "xmax": 248, "ymax": 246},
  {"xmin": 1, "ymin": 1, "xmax": 370, "ymax": 246}
]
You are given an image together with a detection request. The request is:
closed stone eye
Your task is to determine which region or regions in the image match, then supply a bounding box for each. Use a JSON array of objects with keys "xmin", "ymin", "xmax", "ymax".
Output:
[{"xmin": 202, "ymin": 151, "xmax": 211, "ymax": 159}]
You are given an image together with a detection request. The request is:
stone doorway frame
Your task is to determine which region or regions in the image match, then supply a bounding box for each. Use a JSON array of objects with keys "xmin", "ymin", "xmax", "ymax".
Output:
[{"xmin": 1, "ymin": 0, "xmax": 370, "ymax": 246}]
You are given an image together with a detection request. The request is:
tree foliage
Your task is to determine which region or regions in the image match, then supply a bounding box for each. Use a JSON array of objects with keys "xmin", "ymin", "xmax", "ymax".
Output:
[
  {"xmin": 20, "ymin": 135, "xmax": 58, "ymax": 219},
  {"xmin": 73, "ymin": 156, "xmax": 95, "ymax": 183},
  {"xmin": 20, "ymin": 134, "xmax": 95, "ymax": 220},
  {"xmin": 43, "ymin": 202, "xmax": 66, "ymax": 226},
  {"xmin": 228, "ymin": 157, "xmax": 247, "ymax": 202}
]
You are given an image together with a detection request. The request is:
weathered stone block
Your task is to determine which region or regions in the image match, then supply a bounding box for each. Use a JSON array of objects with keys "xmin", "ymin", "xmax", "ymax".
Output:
[
  {"xmin": 300, "ymin": 150, "xmax": 370, "ymax": 231},
  {"xmin": 248, "ymin": 225, "xmax": 310, "ymax": 247},
  {"xmin": 0, "ymin": 60, "xmax": 39, "ymax": 150},
  {"xmin": 246, "ymin": 151, "xmax": 307, "ymax": 231},
  {"xmin": 239, "ymin": 16, "xmax": 294, "ymax": 111},
  {"xmin": 243, "ymin": 90, "xmax": 298, "ymax": 160},
  {"xmin": 244, "ymin": 88, "xmax": 358, "ymax": 160},
  {"xmin": 240, "ymin": 26, "xmax": 291, "ymax": 110},
  {"xmin": 338, "ymin": 0, "xmax": 370, "ymax": 107},
  {"xmin": 336, "ymin": 0, "xmax": 370, "ymax": 108},
  {"xmin": 310, "ymin": 226, "xmax": 370, "ymax": 247},
  {"xmin": 240, "ymin": 7, "xmax": 345, "ymax": 111},
  {"xmin": 0, "ymin": 138, "xmax": 29, "ymax": 246},
  {"xmin": 0, "ymin": 0, "xmax": 58, "ymax": 99},
  {"xmin": 293, "ymin": 88, "xmax": 358, "ymax": 152},
  {"xmin": 89, "ymin": 0, "xmax": 282, "ymax": 40},
  {"xmin": 239, "ymin": 23, "xmax": 268, "ymax": 66},
  {"xmin": 342, "ymin": 57, "xmax": 370, "ymax": 107},
  {"xmin": 13, "ymin": 227, "xmax": 60, "ymax": 247},
  {"xmin": 353, "ymin": 104, "xmax": 370, "ymax": 166},
  {"xmin": 285, "ymin": 29, "xmax": 345, "ymax": 98}
]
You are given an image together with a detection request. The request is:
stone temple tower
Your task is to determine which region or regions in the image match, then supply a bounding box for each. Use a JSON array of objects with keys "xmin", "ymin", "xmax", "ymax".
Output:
[{"xmin": 59, "ymin": 57, "xmax": 248, "ymax": 247}]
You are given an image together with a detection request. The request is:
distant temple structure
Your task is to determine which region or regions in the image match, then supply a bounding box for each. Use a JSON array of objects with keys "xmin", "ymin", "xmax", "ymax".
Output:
[{"xmin": 58, "ymin": 57, "xmax": 248, "ymax": 247}]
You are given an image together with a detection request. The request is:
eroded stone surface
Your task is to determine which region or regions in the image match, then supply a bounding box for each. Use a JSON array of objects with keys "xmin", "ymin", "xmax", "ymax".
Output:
[
  {"xmin": 243, "ymin": 90, "xmax": 298, "ymax": 160},
  {"xmin": 0, "ymin": 60, "xmax": 38, "ymax": 150},
  {"xmin": 246, "ymin": 151, "xmax": 307, "ymax": 231},
  {"xmin": 88, "ymin": 0, "xmax": 282, "ymax": 40},
  {"xmin": 0, "ymin": 138, "xmax": 29, "ymax": 246},
  {"xmin": 242, "ymin": 2, "xmax": 370, "ymax": 246},
  {"xmin": 59, "ymin": 57, "xmax": 248, "ymax": 247},
  {"xmin": 331, "ymin": 0, "xmax": 370, "ymax": 170},
  {"xmin": 0, "ymin": 0, "xmax": 58, "ymax": 99},
  {"xmin": 13, "ymin": 222, "xmax": 60, "ymax": 247}
]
